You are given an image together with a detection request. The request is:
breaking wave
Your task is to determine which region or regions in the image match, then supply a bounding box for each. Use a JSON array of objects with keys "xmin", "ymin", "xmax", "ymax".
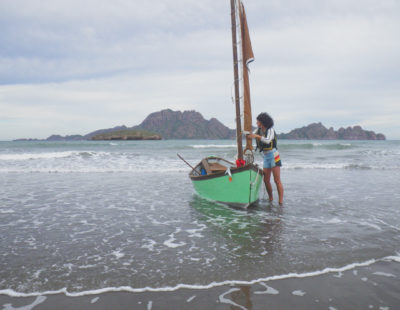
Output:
[
  {"xmin": 282, "ymin": 163, "xmax": 399, "ymax": 170},
  {"xmin": 0, "ymin": 151, "xmax": 78, "ymax": 161},
  {"xmin": 278, "ymin": 143, "xmax": 356, "ymax": 150},
  {"xmin": 0, "ymin": 151, "xmax": 106, "ymax": 161}
]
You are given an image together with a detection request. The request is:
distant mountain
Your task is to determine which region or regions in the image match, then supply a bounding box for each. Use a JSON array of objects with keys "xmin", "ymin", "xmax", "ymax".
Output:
[
  {"xmin": 133, "ymin": 109, "xmax": 235, "ymax": 139},
  {"xmin": 46, "ymin": 134, "xmax": 85, "ymax": 141},
  {"xmin": 35, "ymin": 109, "xmax": 234, "ymax": 141},
  {"xmin": 278, "ymin": 122, "xmax": 386, "ymax": 140},
  {"xmin": 14, "ymin": 110, "xmax": 386, "ymax": 141},
  {"xmin": 45, "ymin": 125, "xmax": 131, "ymax": 141},
  {"xmin": 83, "ymin": 125, "xmax": 130, "ymax": 140}
]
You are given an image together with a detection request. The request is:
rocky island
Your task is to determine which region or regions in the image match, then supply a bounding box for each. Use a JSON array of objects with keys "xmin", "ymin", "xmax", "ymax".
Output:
[
  {"xmin": 278, "ymin": 122, "xmax": 386, "ymax": 140},
  {"xmin": 23, "ymin": 109, "xmax": 235, "ymax": 141},
  {"xmin": 132, "ymin": 109, "xmax": 235, "ymax": 139},
  {"xmin": 14, "ymin": 109, "xmax": 386, "ymax": 141}
]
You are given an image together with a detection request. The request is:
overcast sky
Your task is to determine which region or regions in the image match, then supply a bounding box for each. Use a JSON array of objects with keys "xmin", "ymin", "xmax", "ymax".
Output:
[{"xmin": 1, "ymin": 0, "xmax": 399, "ymax": 140}]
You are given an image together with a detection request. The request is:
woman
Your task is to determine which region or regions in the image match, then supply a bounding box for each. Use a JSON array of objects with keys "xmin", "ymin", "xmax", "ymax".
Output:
[{"xmin": 248, "ymin": 112, "xmax": 284, "ymax": 205}]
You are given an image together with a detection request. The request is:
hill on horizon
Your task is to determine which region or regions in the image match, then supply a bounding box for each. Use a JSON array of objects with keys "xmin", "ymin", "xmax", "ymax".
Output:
[
  {"xmin": 132, "ymin": 109, "xmax": 235, "ymax": 139},
  {"xmin": 277, "ymin": 122, "xmax": 386, "ymax": 140},
  {"xmin": 14, "ymin": 109, "xmax": 386, "ymax": 141},
  {"xmin": 29, "ymin": 109, "xmax": 235, "ymax": 141}
]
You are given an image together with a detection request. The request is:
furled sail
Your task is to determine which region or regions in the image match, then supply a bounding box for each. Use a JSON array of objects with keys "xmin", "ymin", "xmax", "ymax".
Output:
[{"xmin": 239, "ymin": 2, "xmax": 254, "ymax": 151}]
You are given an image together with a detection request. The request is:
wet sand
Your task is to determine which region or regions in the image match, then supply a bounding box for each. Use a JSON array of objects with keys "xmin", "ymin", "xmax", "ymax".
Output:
[{"xmin": 1, "ymin": 259, "xmax": 399, "ymax": 310}]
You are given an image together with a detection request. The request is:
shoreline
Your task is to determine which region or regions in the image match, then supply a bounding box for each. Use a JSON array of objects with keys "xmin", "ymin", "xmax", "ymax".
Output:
[{"xmin": 1, "ymin": 257, "xmax": 399, "ymax": 309}]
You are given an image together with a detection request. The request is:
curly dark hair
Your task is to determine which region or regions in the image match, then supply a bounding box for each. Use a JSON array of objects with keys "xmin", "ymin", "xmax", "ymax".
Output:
[{"xmin": 256, "ymin": 112, "xmax": 274, "ymax": 129}]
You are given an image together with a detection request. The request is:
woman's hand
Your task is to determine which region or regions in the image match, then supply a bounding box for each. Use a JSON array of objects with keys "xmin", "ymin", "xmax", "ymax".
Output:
[{"xmin": 247, "ymin": 133, "xmax": 260, "ymax": 139}]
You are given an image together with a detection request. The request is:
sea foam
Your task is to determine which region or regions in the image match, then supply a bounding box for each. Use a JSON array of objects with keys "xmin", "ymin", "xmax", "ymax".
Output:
[
  {"xmin": 1, "ymin": 255, "xmax": 399, "ymax": 298},
  {"xmin": 0, "ymin": 152, "xmax": 78, "ymax": 161}
]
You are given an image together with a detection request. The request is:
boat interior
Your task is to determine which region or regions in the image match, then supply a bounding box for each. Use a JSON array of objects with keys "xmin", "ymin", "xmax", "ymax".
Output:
[{"xmin": 190, "ymin": 157, "xmax": 235, "ymax": 177}]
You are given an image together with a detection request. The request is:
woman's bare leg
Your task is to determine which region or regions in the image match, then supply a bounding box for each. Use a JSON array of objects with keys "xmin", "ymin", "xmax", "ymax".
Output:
[
  {"xmin": 272, "ymin": 166, "xmax": 284, "ymax": 205},
  {"xmin": 263, "ymin": 168, "xmax": 273, "ymax": 201}
]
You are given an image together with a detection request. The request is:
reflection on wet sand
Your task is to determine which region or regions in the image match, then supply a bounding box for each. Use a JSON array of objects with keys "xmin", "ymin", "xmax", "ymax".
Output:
[
  {"xmin": 231, "ymin": 285, "xmax": 253, "ymax": 310},
  {"xmin": 189, "ymin": 195, "xmax": 283, "ymax": 261},
  {"xmin": 219, "ymin": 286, "xmax": 252, "ymax": 310},
  {"xmin": 190, "ymin": 195, "xmax": 284, "ymax": 309}
]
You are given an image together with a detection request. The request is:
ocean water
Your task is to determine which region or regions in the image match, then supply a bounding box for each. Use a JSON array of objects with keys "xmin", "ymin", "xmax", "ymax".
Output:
[{"xmin": 0, "ymin": 140, "xmax": 399, "ymax": 304}]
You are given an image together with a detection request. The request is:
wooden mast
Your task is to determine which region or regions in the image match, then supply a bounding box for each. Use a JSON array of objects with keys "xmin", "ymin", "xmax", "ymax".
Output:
[{"xmin": 230, "ymin": 0, "xmax": 243, "ymax": 160}]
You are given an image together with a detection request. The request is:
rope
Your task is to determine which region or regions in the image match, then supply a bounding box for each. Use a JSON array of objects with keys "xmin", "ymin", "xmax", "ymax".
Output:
[
  {"xmin": 256, "ymin": 152, "xmax": 267, "ymax": 200},
  {"xmin": 250, "ymin": 166, "xmax": 261, "ymax": 187}
]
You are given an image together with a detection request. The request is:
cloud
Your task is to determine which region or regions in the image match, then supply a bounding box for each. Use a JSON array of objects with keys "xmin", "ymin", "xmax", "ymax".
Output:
[
  {"xmin": 0, "ymin": 0, "xmax": 230, "ymax": 83},
  {"xmin": 0, "ymin": 68, "xmax": 236, "ymax": 139},
  {"xmin": 0, "ymin": 0, "xmax": 399, "ymax": 139},
  {"xmin": 247, "ymin": 8, "xmax": 400, "ymax": 135}
]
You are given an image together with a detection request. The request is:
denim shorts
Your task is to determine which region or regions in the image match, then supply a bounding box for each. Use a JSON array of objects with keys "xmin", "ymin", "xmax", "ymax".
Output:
[{"xmin": 263, "ymin": 148, "xmax": 282, "ymax": 169}]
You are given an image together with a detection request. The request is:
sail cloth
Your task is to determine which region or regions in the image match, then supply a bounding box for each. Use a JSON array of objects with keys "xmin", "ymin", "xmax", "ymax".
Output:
[{"xmin": 239, "ymin": 2, "xmax": 254, "ymax": 151}]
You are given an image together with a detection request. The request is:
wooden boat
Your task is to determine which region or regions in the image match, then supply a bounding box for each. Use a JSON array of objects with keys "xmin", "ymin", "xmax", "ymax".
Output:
[
  {"xmin": 189, "ymin": 0, "xmax": 263, "ymax": 206},
  {"xmin": 189, "ymin": 156, "xmax": 262, "ymax": 205}
]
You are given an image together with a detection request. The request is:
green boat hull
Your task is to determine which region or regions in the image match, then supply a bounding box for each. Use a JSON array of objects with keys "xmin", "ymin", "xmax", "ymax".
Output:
[{"xmin": 190, "ymin": 164, "xmax": 263, "ymax": 205}]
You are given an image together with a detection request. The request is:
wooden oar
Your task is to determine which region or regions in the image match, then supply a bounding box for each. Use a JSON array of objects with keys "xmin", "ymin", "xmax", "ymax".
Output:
[{"xmin": 177, "ymin": 154, "xmax": 198, "ymax": 173}]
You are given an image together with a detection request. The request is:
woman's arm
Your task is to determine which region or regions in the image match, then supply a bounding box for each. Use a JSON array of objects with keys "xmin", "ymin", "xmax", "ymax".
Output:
[
  {"xmin": 247, "ymin": 128, "xmax": 260, "ymax": 139},
  {"xmin": 259, "ymin": 128, "xmax": 274, "ymax": 143},
  {"xmin": 247, "ymin": 128, "xmax": 274, "ymax": 142}
]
